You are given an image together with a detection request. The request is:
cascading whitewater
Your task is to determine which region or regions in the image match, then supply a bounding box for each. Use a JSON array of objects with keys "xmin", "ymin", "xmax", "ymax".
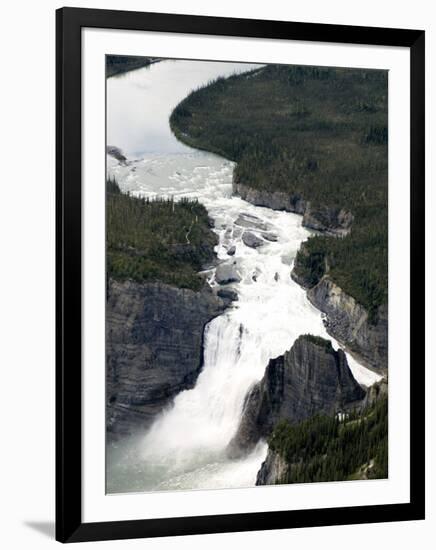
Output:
[{"xmin": 106, "ymin": 59, "xmax": 382, "ymax": 493}]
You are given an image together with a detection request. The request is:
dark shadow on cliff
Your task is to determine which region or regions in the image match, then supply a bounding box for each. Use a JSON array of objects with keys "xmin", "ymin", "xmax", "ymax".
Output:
[{"xmin": 24, "ymin": 521, "xmax": 54, "ymax": 539}]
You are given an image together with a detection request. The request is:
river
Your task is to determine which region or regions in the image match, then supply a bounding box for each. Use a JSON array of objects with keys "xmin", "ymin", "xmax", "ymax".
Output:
[{"xmin": 106, "ymin": 59, "xmax": 381, "ymax": 494}]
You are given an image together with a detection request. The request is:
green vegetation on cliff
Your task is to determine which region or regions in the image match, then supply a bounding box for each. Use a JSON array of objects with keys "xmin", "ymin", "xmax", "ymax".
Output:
[
  {"xmin": 302, "ymin": 334, "xmax": 334, "ymax": 352},
  {"xmin": 269, "ymin": 394, "xmax": 388, "ymax": 483},
  {"xmin": 293, "ymin": 224, "xmax": 387, "ymax": 323},
  {"xmin": 170, "ymin": 64, "xmax": 388, "ymax": 319},
  {"xmin": 107, "ymin": 178, "xmax": 217, "ymax": 290},
  {"xmin": 106, "ymin": 55, "xmax": 157, "ymax": 77}
]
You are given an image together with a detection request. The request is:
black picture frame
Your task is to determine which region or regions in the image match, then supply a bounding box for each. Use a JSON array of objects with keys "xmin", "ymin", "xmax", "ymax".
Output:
[{"xmin": 56, "ymin": 6, "xmax": 425, "ymax": 543}]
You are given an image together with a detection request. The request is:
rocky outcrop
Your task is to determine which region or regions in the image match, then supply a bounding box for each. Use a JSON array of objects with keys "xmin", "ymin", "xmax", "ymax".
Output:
[
  {"xmin": 262, "ymin": 232, "xmax": 278, "ymax": 242},
  {"xmin": 215, "ymin": 261, "xmax": 241, "ymax": 284},
  {"xmin": 106, "ymin": 279, "xmax": 225, "ymax": 438},
  {"xmin": 107, "ymin": 145, "xmax": 127, "ymax": 164},
  {"xmin": 302, "ymin": 204, "xmax": 353, "ymax": 237},
  {"xmin": 234, "ymin": 182, "xmax": 353, "ymax": 236},
  {"xmin": 256, "ymin": 451, "xmax": 288, "ymax": 485},
  {"xmin": 290, "ymin": 239, "xmax": 326, "ymax": 289},
  {"xmin": 235, "ymin": 181, "xmax": 387, "ymax": 374},
  {"xmin": 227, "ymin": 335, "xmax": 365, "ymax": 458},
  {"xmin": 361, "ymin": 378, "xmax": 388, "ymax": 409},
  {"xmin": 291, "ymin": 245, "xmax": 388, "ymax": 373},
  {"xmin": 217, "ymin": 288, "xmax": 238, "ymax": 302},
  {"xmin": 242, "ymin": 231, "xmax": 264, "ymax": 249},
  {"xmin": 234, "ymin": 213, "xmax": 271, "ymax": 231},
  {"xmin": 257, "ymin": 380, "xmax": 388, "ymax": 486},
  {"xmin": 307, "ymin": 276, "xmax": 388, "ymax": 373},
  {"xmin": 234, "ymin": 182, "xmax": 306, "ymax": 215}
]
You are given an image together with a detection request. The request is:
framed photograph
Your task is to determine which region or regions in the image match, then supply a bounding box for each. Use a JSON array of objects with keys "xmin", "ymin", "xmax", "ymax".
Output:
[{"xmin": 56, "ymin": 7, "xmax": 425, "ymax": 543}]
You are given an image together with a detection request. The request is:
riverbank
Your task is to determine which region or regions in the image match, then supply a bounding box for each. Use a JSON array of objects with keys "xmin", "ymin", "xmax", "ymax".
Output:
[
  {"xmin": 106, "ymin": 55, "xmax": 159, "ymax": 77},
  {"xmin": 106, "ymin": 177, "xmax": 228, "ymax": 437},
  {"xmin": 226, "ymin": 333, "xmax": 387, "ymax": 484},
  {"xmin": 106, "ymin": 59, "xmax": 385, "ymax": 492},
  {"xmin": 258, "ymin": 388, "xmax": 388, "ymax": 485},
  {"xmin": 107, "ymin": 177, "xmax": 218, "ymax": 290},
  {"xmin": 170, "ymin": 63, "xmax": 388, "ymax": 372}
]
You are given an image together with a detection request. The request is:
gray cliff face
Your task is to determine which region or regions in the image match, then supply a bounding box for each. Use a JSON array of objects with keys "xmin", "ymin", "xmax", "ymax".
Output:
[
  {"xmin": 234, "ymin": 181, "xmax": 386, "ymax": 374},
  {"xmin": 307, "ymin": 277, "xmax": 388, "ymax": 373},
  {"xmin": 302, "ymin": 204, "xmax": 353, "ymax": 237},
  {"xmin": 106, "ymin": 279, "xmax": 225, "ymax": 438},
  {"xmin": 361, "ymin": 378, "xmax": 388, "ymax": 409},
  {"xmin": 234, "ymin": 182, "xmax": 353, "ymax": 236},
  {"xmin": 256, "ymin": 450, "xmax": 288, "ymax": 485},
  {"xmin": 257, "ymin": 378, "xmax": 388, "ymax": 486},
  {"xmin": 227, "ymin": 335, "xmax": 365, "ymax": 458},
  {"xmin": 290, "ymin": 239, "xmax": 327, "ymax": 289},
  {"xmin": 234, "ymin": 182, "xmax": 306, "ymax": 215},
  {"xmin": 106, "ymin": 145, "xmax": 127, "ymax": 165}
]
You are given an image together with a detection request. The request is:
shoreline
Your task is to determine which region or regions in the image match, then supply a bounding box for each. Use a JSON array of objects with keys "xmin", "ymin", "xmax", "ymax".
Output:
[
  {"xmin": 233, "ymin": 181, "xmax": 388, "ymax": 377},
  {"xmin": 170, "ymin": 116, "xmax": 387, "ymax": 377},
  {"xmin": 107, "ymin": 56, "xmax": 161, "ymax": 78},
  {"xmin": 168, "ymin": 64, "xmax": 388, "ymax": 352},
  {"xmin": 106, "ymin": 60, "xmax": 387, "ymax": 492}
]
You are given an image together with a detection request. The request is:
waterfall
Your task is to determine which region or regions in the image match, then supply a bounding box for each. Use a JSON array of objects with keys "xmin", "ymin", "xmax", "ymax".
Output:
[
  {"xmin": 113, "ymin": 191, "xmax": 376, "ymax": 492},
  {"xmin": 106, "ymin": 59, "xmax": 382, "ymax": 493}
]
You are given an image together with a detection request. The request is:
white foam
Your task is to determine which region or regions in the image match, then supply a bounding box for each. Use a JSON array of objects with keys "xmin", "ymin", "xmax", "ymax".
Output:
[{"xmin": 106, "ymin": 60, "xmax": 381, "ymax": 493}]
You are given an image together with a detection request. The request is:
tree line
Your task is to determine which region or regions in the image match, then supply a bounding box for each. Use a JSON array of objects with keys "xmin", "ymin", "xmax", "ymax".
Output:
[
  {"xmin": 170, "ymin": 63, "xmax": 388, "ymax": 321},
  {"xmin": 269, "ymin": 394, "xmax": 388, "ymax": 483},
  {"xmin": 106, "ymin": 178, "xmax": 217, "ymax": 290}
]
